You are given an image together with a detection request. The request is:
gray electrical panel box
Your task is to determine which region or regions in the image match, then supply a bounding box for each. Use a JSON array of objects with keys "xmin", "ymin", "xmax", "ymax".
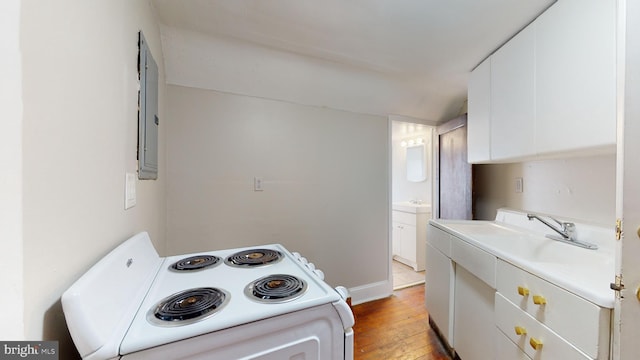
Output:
[{"xmin": 138, "ymin": 31, "xmax": 159, "ymax": 180}]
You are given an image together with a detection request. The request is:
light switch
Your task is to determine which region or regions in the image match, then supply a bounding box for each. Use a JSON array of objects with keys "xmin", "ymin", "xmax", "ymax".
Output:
[
  {"xmin": 125, "ymin": 173, "xmax": 137, "ymax": 209},
  {"xmin": 515, "ymin": 177, "xmax": 523, "ymax": 193}
]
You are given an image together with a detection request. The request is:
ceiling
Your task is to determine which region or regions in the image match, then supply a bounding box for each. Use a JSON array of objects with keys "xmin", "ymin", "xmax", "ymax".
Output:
[{"xmin": 152, "ymin": 0, "xmax": 555, "ymax": 123}]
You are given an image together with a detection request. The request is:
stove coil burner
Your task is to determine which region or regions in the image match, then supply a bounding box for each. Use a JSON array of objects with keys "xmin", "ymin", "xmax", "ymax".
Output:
[
  {"xmin": 245, "ymin": 274, "xmax": 308, "ymax": 303},
  {"xmin": 170, "ymin": 255, "xmax": 222, "ymax": 271},
  {"xmin": 149, "ymin": 287, "xmax": 229, "ymax": 326},
  {"xmin": 225, "ymin": 249, "xmax": 283, "ymax": 267}
]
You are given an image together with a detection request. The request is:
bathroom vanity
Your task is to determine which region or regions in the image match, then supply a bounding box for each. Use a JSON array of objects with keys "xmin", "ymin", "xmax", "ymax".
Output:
[
  {"xmin": 426, "ymin": 209, "xmax": 614, "ymax": 360},
  {"xmin": 392, "ymin": 201, "xmax": 431, "ymax": 271}
]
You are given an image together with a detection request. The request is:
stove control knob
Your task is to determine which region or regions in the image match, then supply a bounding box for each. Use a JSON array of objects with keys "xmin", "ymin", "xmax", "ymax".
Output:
[
  {"xmin": 292, "ymin": 252, "xmax": 301, "ymax": 260},
  {"xmin": 306, "ymin": 262, "xmax": 316, "ymax": 271},
  {"xmin": 334, "ymin": 286, "xmax": 350, "ymax": 300},
  {"xmin": 300, "ymin": 257, "xmax": 308, "ymax": 264},
  {"xmin": 314, "ymin": 269, "xmax": 325, "ymax": 280}
]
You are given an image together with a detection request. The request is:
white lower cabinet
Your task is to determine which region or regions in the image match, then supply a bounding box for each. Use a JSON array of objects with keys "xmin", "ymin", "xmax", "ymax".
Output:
[
  {"xmin": 425, "ymin": 223, "xmax": 611, "ymax": 360},
  {"xmin": 496, "ymin": 328, "xmax": 531, "ymax": 360},
  {"xmin": 392, "ymin": 221, "xmax": 416, "ymax": 266},
  {"xmin": 453, "ymin": 266, "xmax": 495, "ymax": 360},
  {"xmin": 496, "ymin": 260, "xmax": 610, "ymax": 359},
  {"xmin": 496, "ymin": 293, "xmax": 590, "ymax": 360},
  {"xmin": 426, "ymin": 224, "xmax": 497, "ymax": 359},
  {"xmin": 392, "ymin": 210, "xmax": 427, "ymax": 271},
  {"xmin": 425, "ymin": 242, "xmax": 454, "ymax": 346}
]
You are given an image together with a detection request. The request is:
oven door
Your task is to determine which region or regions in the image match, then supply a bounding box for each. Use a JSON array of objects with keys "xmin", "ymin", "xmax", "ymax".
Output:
[
  {"xmin": 121, "ymin": 303, "xmax": 348, "ymax": 360},
  {"xmin": 344, "ymin": 328, "xmax": 354, "ymax": 359}
]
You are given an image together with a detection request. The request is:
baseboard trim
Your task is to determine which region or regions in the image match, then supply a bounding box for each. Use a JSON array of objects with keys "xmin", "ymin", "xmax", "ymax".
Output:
[
  {"xmin": 393, "ymin": 280, "xmax": 425, "ymax": 291},
  {"xmin": 348, "ymin": 280, "xmax": 393, "ymax": 305}
]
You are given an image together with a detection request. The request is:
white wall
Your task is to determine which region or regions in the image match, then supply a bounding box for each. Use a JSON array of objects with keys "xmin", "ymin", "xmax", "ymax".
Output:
[
  {"xmin": 19, "ymin": 1, "xmax": 166, "ymax": 358},
  {"xmin": 160, "ymin": 26, "xmax": 459, "ymax": 122},
  {"xmin": 165, "ymin": 85, "xmax": 390, "ymax": 299},
  {"xmin": 391, "ymin": 121, "xmax": 433, "ymax": 204},
  {"xmin": 0, "ymin": 0, "xmax": 24, "ymax": 340},
  {"xmin": 474, "ymin": 154, "xmax": 616, "ymax": 225}
]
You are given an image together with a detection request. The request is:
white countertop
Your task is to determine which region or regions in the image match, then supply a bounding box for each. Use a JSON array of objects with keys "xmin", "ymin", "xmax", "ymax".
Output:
[
  {"xmin": 429, "ymin": 212, "xmax": 615, "ymax": 308},
  {"xmin": 393, "ymin": 201, "xmax": 431, "ymax": 214}
]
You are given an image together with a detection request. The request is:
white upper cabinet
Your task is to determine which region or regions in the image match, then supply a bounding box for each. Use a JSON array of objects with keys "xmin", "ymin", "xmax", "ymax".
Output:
[
  {"xmin": 535, "ymin": 0, "xmax": 616, "ymax": 155},
  {"xmin": 467, "ymin": 58, "xmax": 491, "ymax": 163},
  {"xmin": 490, "ymin": 24, "xmax": 536, "ymax": 161},
  {"xmin": 467, "ymin": 0, "xmax": 616, "ymax": 163}
]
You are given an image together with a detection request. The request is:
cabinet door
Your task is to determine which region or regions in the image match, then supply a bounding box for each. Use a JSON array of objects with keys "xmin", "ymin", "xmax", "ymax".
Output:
[
  {"xmin": 453, "ymin": 266, "xmax": 495, "ymax": 360},
  {"xmin": 392, "ymin": 222, "xmax": 401, "ymax": 256},
  {"xmin": 490, "ymin": 24, "xmax": 535, "ymax": 160},
  {"xmin": 392, "ymin": 222, "xmax": 417, "ymax": 269},
  {"xmin": 414, "ymin": 214, "xmax": 428, "ymax": 271},
  {"xmin": 400, "ymin": 224, "xmax": 416, "ymax": 266},
  {"xmin": 535, "ymin": 0, "xmax": 616, "ymax": 154},
  {"xmin": 425, "ymin": 242, "xmax": 455, "ymax": 347},
  {"xmin": 467, "ymin": 58, "xmax": 491, "ymax": 163}
]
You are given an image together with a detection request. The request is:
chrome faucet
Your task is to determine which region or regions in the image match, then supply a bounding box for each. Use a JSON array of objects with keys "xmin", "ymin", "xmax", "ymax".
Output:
[
  {"xmin": 526, "ymin": 214, "xmax": 576, "ymax": 240},
  {"xmin": 526, "ymin": 213, "xmax": 598, "ymax": 250}
]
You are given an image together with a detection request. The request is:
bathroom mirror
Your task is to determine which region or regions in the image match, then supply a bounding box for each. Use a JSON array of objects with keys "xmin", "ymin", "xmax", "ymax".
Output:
[{"xmin": 406, "ymin": 144, "xmax": 426, "ymax": 182}]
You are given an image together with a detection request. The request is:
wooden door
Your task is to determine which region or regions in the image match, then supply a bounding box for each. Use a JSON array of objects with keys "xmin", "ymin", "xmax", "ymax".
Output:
[{"xmin": 437, "ymin": 115, "xmax": 472, "ymax": 220}]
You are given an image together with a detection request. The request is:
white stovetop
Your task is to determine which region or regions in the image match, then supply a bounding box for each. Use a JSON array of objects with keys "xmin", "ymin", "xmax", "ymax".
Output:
[
  {"xmin": 430, "ymin": 208, "xmax": 615, "ymax": 308},
  {"xmin": 120, "ymin": 243, "xmax": 342, "ymax": 355}
]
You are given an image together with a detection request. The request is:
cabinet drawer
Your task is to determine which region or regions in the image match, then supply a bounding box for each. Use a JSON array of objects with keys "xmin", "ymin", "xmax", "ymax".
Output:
[
  {"xmin": 496, "ymin": 328, "xmax": 531, "ymax": 360},
  {"xmin": 392, "ymin": 210, "xmax": 416, "ymax": 226},
  {"xmin": 496, "ymin": 260, "xmax": 610, "ymax": 359},
  {"xmin": 495, "ymin": 293, "xmax": 590, "ymax": 360},
  {"xmin": 426, "ymin": 224, "xmax": 451, "ymax": 257},
  {"xmin": 451, "ymin": 236, "xmax": 496, "ymax": 288}
]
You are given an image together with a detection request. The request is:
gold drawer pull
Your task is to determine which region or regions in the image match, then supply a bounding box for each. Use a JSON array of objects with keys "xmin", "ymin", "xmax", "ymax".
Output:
[
  {"xmin": 529, "ymin": 337, "xmax": 544, "ymax": 350},
  {"xmin": 514, "ymin": 326, "xmax": 527, "ymax": 336},
  {"xmin": 533, "ymin": 295, "xmax": 547, "ymax": 305},
  {"xmin": 517, "ymin": 286, "xmax": 530, "ymax": 296}
]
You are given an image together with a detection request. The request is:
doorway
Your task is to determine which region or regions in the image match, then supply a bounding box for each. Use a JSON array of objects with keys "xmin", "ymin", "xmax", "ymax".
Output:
[{"xmin": 390, "ymin": 120, "xmax": 434, "ymax": 289}]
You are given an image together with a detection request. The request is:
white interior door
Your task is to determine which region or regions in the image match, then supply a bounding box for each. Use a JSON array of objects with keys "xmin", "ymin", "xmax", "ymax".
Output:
[{"xmin": 615, "ymin": 1, "xmax": 640, "ymax": 359}]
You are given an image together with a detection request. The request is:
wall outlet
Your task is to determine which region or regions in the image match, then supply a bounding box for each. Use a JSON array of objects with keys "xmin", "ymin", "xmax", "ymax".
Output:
[
  {"xmin": 254, "ymin": 177, "xmax": 264, "ymax": 191},
  {"xmin": 515, "ymin": 177, "xmax": 523, "ymax": 193}
]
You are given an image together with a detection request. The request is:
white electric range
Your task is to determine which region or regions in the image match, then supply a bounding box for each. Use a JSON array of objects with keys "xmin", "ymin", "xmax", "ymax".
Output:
[{"xmin": 62, "ymin": 232, "xmax": 354, "ymax": 359}]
